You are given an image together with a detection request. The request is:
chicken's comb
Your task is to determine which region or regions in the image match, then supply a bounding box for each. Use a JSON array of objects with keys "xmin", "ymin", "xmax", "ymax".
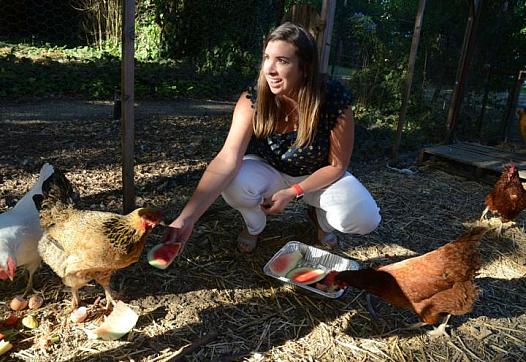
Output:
[
  {"xmin": 505, "ymin": 162, "xmax": 518, "ymax": 181},
  {"xmin": 507, "ymin": 162, "xmax": 517, "ymax": 172}
]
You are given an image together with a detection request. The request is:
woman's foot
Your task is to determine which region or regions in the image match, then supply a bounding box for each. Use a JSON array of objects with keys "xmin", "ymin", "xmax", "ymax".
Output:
[
  {"xmin": 318, "ymin": 230, "xmax": 338, "ymax": 249},
  {"xmin": 237, "ymin": 228, "xmax": 258, "ymax": 253},
  {"xmin": 307, "ymin": 207, "xmax": 338, "ymax": 249}
]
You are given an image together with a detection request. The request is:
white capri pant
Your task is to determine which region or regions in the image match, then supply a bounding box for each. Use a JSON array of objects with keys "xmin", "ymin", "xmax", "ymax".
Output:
[{"xmin": 221, "ymin": 155, "xmax": 381, "ymax": 236}]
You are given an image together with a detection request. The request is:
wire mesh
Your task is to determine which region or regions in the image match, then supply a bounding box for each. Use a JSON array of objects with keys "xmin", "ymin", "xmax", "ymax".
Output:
[{"xmin": 0, "ymin": 0, "xmax": 524, "ymax": 144}]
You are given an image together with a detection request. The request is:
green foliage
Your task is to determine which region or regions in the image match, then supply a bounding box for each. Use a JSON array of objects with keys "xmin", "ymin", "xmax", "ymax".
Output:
[
  {"xmin": 135, "ymin": 0, "xmax": 162, "ymax": 60},
  {"xmin": 195, "ymin": 42, "xmax": 258, "ymax": 78},
  {"xmin": 0, "ymin": 40, "xmax": 248, "ymax": 99},
  {"xmin": 153, "ymin": 0, "xmax": 275, "ymax": 78},
  {"xmin": 348, "ymin": 61, "xmax": 405, "ymax": 118}
]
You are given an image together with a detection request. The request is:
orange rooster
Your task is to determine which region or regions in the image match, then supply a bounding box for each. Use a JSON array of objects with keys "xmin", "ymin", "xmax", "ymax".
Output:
[
  {"xmin": 481, "ymin": 162, "xmax": 526, "ymax": 234},
  {"xmin": 33, "ymin": 169, "xmax": 164, "ymax": 309},
  {"xmin": 325, "ymin": 227, "xmax": 488, "ymax": 336}
]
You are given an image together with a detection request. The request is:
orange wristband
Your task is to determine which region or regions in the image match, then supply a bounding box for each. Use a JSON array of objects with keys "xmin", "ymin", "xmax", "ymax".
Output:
[{"xmin": 292, "ymin": 184, "xmax": 304, "ymax": 199}]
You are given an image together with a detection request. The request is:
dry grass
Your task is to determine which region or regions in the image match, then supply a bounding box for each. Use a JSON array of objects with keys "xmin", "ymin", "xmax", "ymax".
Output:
[{"xmin": 1, "ymin": 112, "xmax": 525, "ymax": 361}]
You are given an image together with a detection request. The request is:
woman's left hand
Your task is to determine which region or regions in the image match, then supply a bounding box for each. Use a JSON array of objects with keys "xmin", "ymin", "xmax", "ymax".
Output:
[{"xmin": 261, "ymin": 188, "xmax": 296, "ymax": 215}]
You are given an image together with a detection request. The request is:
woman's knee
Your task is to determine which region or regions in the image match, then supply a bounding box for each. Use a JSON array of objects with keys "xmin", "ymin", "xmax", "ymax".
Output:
[
  {"xmin": 351, "ymin": 209, "xmax": 381, "ymax": 235},
  {"xmin": 328, "ymin": 201, "xmax": 381, "ymax": 235},
  {"xmin": 322, "ymin": 174, "xmax": 381, "ymax": 235},
  {"xmin": 222, "ymin": 173, "xmax": 263, "ymax": 209}
]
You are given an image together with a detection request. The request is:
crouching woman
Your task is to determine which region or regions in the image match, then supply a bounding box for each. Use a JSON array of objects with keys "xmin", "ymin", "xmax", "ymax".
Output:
[{"xmin": 163, "ymin": 22, "xmax": 381, "ymax": 253}]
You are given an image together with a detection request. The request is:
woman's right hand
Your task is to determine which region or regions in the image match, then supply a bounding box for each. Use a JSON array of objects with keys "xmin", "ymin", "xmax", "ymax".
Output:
[{"xmin": 161, "ymin": 217, "xmax": 195, "ymax": 256}]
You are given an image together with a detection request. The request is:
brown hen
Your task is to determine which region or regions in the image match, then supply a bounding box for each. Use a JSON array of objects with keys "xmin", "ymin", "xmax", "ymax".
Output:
[
  {"xmin": 481, "ymin": 162, "xmax": 526, "ymax": 233},
  {"xmin": 325, "ymin": 227, "xmax": 488, "ymax": 335},
  {"xmin": 33, "ymin": 169, "xmax": 164, "ymax": 309}
]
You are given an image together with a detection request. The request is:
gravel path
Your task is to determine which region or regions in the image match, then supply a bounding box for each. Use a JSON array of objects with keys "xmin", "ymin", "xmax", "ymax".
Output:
[{"xmin": 0, "ymin": 98, "xmax": 235, "ymax": 122}]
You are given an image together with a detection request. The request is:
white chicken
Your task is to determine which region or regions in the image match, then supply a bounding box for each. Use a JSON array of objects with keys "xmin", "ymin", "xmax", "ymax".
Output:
[{"xmin": 0, "ymin": 163, "xmax": 54, "ymax": 294}]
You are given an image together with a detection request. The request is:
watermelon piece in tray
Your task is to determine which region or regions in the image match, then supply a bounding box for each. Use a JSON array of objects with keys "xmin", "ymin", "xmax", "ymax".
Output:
[{"xmin": 263, "ymin": 241, "xmax": 360, "ymax": 299}]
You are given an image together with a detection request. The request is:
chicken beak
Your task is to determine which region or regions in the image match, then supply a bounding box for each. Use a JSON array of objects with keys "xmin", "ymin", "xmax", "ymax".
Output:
[{"xmin": 158, "ymin": 220, "xmax": 167, "ymax": 227}]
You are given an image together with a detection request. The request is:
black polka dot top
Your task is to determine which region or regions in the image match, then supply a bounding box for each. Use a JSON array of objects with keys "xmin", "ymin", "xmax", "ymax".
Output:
[{"xmin": 245, "ymin": 80, "xmax": 353, "ymax": 177}]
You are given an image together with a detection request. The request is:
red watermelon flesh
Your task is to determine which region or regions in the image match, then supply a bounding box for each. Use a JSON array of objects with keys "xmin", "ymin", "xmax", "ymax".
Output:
[
  {"xmin": 148, "ymin": 243, "xmax": 181, "ymax": 269},
  {"xmin": 269, "ymin": 250, "xmax": 302, "ymax": 276},
  {"xmin": 286, "ymin": 267, "xmax": 326, "ymax": 284}
]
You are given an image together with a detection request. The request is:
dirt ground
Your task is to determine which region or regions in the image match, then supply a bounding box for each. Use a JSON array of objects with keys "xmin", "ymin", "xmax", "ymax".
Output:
[{"xmin": 1, "ymin": 100, "xmax": 526, "ymax": 361}]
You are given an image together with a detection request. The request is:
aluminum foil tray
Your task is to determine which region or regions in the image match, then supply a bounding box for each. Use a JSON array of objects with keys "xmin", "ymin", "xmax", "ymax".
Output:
[{"xmin": 263, "ymin": 240, "xmax": 360, "ymax": 299}]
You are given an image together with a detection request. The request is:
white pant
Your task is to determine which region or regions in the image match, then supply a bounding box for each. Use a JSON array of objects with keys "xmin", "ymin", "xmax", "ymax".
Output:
[{"xmin": 221, "ymin": 155, "xmax": 381, "ymax": 236}]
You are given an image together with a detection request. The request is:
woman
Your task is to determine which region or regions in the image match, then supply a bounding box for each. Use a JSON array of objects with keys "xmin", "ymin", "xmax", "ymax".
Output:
[{"xmin": 163, "ymin": 22, "xmax": 380, "ymax": 253}]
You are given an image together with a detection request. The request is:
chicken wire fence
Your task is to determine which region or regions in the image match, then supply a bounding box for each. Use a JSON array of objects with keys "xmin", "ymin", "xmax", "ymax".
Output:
[
  {"xmin": 0, "ymin": 0, "xmax": 523, "ymax": 145},
  {"xmin": 0, "ymin": 0, "xmax": 277, "ymax": 101}
]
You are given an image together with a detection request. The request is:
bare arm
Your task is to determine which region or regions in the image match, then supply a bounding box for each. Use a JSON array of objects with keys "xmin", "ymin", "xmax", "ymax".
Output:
[
  {"xmin": 300, "ymin": 106, "xmax": 355, "ymax": 192},
  {"xmin": 262, "ymin": 106, "xmax": 354, "ymax": 214},
  {"xmin": 164, "ymin": 92, "xmax": 254, "ymax": 243}
]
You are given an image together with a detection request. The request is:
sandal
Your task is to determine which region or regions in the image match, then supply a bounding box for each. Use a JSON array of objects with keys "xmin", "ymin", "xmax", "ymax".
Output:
[
  {"xmin": 237, "ymin": 228, "xmax": 258, "ymax": 254},
  {"xmin": 307, "ymin": 206, "xmax": 338, "ymax": 249}
]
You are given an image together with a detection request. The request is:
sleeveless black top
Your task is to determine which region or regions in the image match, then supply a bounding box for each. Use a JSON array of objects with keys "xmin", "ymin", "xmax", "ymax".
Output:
[{"xmin": 245, "ymin": 80, "xmax": 353, "ymax": 177}]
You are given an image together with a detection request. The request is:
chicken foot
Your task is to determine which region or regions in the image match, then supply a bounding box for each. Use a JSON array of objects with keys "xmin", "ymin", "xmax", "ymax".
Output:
[
  {"xmin": 22, "ymin": 272, "xmax": 36, "ymax": 297},
  {"xmin": 427, "ymin": 314, "xmax": 451, "ymax": 338},
  {"xmin": 487, "ymin": 218, "xmax": 513, "ymax": 236},
  {"xmin": 479, "ymin": 208, "xmax": 513, "ymax": 236},
  {"xmin": 400, "ymin": 314, "xmax": 451, "ymax": 337},
  {"xmin": 366, "ymin": 294, "xmax": 381, "ymax": 321},
  {"xmin": 102, "ymin": 287, "xmax": 117, "ymax": 308},
  {"xmin": 480, "ymin": 206, "xmax": 489, "ymax": 221},
  {"xmin": 96, "ymin": 274, "xmax": 117, "ymax": 309},
  {"xmin": 22, "ymin": 263, "xmax": 41, "ymax": 297},
  {"xmin": 70, "ymin": 287, "xmax": 80, "ymax": 310}
]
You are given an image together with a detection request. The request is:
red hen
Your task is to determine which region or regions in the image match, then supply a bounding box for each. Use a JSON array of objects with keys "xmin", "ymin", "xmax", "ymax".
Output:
[
  {"xmin": 325, "ymin": 227, "xmax": 488, "ymax": 334},
  {"xmin": 481, "ymin": 162, "xmax": 526, "ymax": 224}
]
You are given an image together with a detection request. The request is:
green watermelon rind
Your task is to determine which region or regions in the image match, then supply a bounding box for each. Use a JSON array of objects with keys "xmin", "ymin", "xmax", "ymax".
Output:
[
  {"xmin": 147, "ymin": 243, "xmax": 180, "ymax": 270},
  {"xmin": 269, "ymin": 250, "xmax": 303, "ymax": 276}
]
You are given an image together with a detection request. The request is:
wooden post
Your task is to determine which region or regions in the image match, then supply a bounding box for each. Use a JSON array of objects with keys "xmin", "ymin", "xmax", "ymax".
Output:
[
  {"xmin": 443, "ymin": 0, "xmax": 482, "ymax": 144},
  {"xmin": 319, "ymin": 0, "xmax": 336, "ymax": 75},
  {"xmin": 391, "ymin": 0, "xmax": 427, "ymax": 162},
  {"xmin": 121, "ymin": 0, "xmax": 135, "ymax": 213}
]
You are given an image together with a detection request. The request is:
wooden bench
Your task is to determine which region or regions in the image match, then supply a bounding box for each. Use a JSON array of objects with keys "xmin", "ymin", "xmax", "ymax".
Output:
[{"xmin": 420, "ymin": 142, "xmax": 526, "ymax": 184}]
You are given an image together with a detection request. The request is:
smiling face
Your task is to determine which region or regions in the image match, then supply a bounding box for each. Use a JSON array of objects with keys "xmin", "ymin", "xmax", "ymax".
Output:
[{"xmin": 263, "ymin": 40, "xmax": 304, "ymax": 98}]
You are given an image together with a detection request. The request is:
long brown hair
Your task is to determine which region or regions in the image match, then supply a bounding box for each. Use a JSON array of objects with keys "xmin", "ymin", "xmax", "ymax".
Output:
[{"xmin": 254, "ymin": 22, "xmax": 322, "ymax": 147}]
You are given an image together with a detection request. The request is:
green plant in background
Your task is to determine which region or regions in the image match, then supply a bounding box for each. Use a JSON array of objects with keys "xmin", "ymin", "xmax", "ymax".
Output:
[
  {"xmin": 196, "ymin": 42, "xmax": 257, "ymax": 77},
  {"xmin": 135, "ymin": 0, "xmax": 162, "ymax": 60},
  {"xmin": 72, "ymin": 0, "xmax": 122, "ymax": 53}
]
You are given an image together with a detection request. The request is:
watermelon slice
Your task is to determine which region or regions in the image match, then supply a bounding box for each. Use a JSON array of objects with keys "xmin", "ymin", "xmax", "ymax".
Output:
[
  {"xmin": 148, "ymin": 242, "xmax": 182, "ymax": 269},
  {"xmin": 85, "ymin": 301, "xmax": 139, "ymax": 341},
  {"xmin": 269, "ymin": 250, "xmax": 302, "ymax": 277},
  {"xmin": 286, "ymin": 267, "xmax": 327, "ymax": 285}
]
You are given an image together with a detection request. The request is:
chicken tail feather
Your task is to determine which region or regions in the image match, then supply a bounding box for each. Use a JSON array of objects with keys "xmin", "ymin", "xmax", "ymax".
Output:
[
  {"xmin": 33, "ymin": 169, "xmax": 77, "ymax": 209},
  {"xmin": 32, "ymin": 169, "xmax": 79, "ymax": 229}
]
